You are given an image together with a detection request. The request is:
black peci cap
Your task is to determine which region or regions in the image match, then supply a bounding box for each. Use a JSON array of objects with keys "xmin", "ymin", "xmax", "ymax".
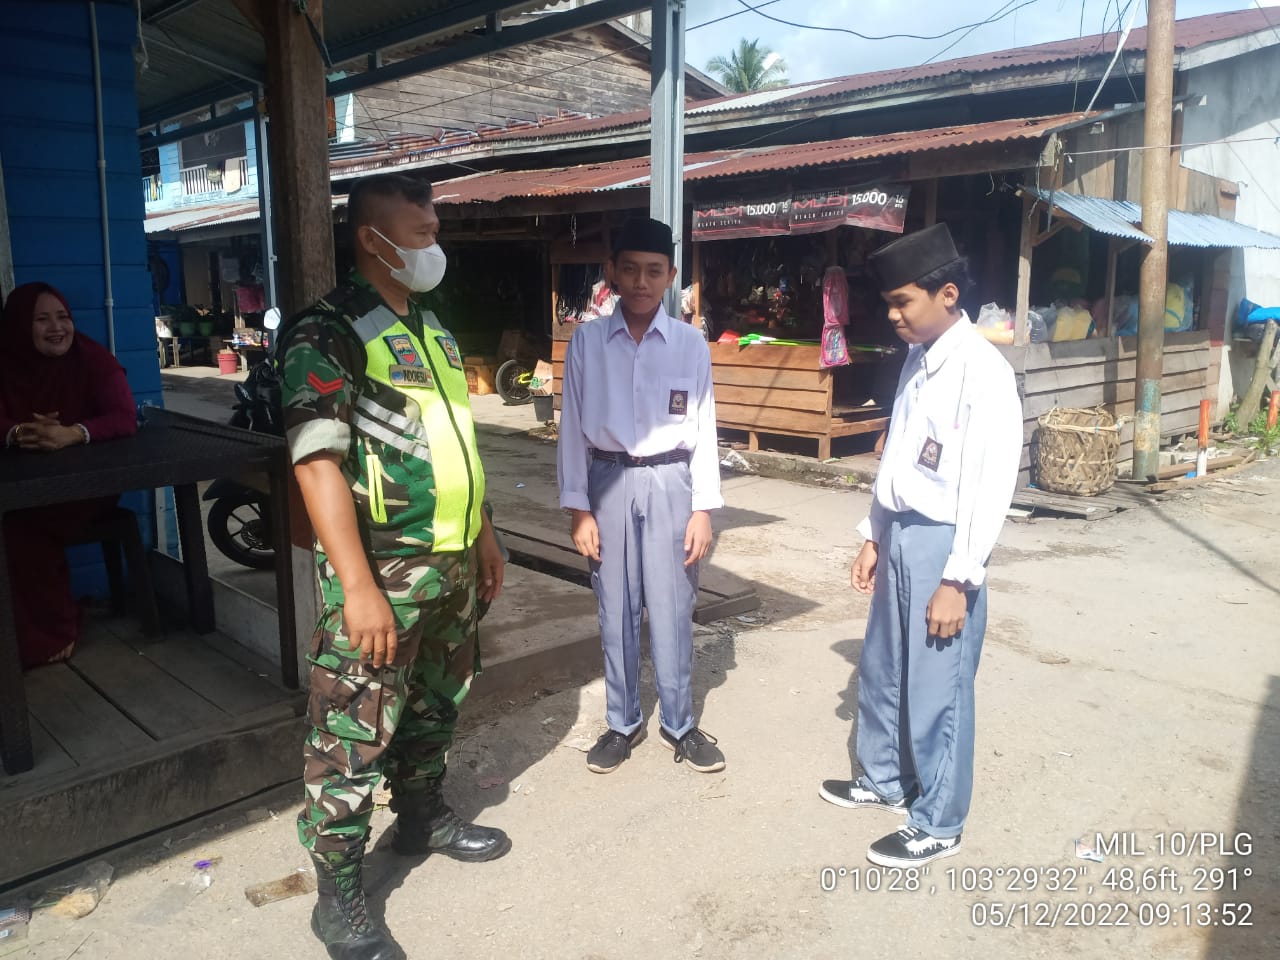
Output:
[
  {"xmin": 612, "ymin": 217, "xmax": 675, "ymax": 261},
  {"xmin": 867, "ymin": 222, "xmax": 961, "ymax": 292}
]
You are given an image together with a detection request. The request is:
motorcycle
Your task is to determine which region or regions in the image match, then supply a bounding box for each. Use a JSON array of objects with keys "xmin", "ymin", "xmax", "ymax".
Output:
[{"xmin": 203, "ymin": 308, "xmax": 282, "ymax": 570}]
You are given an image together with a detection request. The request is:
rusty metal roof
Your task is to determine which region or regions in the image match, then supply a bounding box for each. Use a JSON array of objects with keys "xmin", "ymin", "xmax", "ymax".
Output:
[
  {"xmin": 481, "ymin": 8, "xmax": 1279, "ymax": 144},
  {"xmin": 431, "ymin": 115, "xmax": 1076, "ymax": 206}
]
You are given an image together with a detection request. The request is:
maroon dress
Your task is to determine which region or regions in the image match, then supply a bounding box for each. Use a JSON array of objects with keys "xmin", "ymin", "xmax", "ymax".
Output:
[{"xmin": 1, "ymin": 283, "xmax": 138, "ymax": 668}]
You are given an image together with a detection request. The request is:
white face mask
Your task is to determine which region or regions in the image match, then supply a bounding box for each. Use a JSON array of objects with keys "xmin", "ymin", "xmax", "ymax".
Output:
[{"xmin": 371, "ymin": 228, "xmax": 447, "ymax": 293}]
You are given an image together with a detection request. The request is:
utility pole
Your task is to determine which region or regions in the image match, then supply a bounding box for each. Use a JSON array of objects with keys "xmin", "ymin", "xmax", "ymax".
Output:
[
  {"xmin": 650, "ymin": 0, "xmax": 686, "ymax": 317},
  {"xmin": 1133, "ymin": 0, "xmax": 1176, "ymax": 480}
]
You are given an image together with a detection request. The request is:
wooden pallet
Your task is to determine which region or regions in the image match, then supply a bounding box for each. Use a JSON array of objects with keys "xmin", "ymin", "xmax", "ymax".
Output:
[
  {"xmin": 1011, "ymin": 483, "xmax": 1161, "ymax": 520},
  {"xmin": 495, "ymin": 520, "xmax": 759, "ymax": 624}
]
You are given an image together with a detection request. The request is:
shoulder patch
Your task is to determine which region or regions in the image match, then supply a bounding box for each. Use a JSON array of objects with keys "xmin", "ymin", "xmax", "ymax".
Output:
[{"xmin": 436, "ymin": 335, "xmax": 463, "ymax": 370}]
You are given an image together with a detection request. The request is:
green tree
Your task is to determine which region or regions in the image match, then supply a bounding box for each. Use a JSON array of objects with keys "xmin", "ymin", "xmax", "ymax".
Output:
[{"xmin": 706, "ymin": 38, "xmax": 788, "ymax": 93}]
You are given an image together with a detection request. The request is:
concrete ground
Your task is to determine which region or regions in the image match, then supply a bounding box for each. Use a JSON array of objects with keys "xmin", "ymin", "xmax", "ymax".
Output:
[{"xmin": 12, "ymin": 383, "xmax": 1278, "ymax": 960}]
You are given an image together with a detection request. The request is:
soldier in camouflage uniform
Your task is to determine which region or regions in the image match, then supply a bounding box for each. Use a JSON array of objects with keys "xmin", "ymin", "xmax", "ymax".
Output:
[{"xmin": 280, "ymin": 173, "xmax": 508, "ymax": 960}]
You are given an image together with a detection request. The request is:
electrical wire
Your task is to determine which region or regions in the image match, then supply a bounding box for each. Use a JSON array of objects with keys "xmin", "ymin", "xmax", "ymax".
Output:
[
  {"xmin": 329, "ymin": 1, "xmax": 789, "ymax": 135},
  {"xmin": 1065, "ymin": 135, "xmax": 1280, "ymax": 157},
  {"xmin": 1081, "ymin": 0, "xmax": 1140, "ymax": 114},
  {"xmin": 730, "ymin": 0, "xmax": 1044, "ymax": 43}
]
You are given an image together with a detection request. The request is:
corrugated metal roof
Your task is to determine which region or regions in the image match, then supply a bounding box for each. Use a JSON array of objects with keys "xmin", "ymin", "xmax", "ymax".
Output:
[
  {"xmin": 1028, "ymin": 190, "xmax": 1152, "ymax": 242},
  {"xmin": 483, "ymin": 9, "xmax": 1279, "ymax": 143},
  {"xmin": 1168, "ymin": 210, "xmax": 1280, "ymax": 249},
  {"xmin": 687, "ymin": 81, "xmax": 839, "ymax": 114},
  {"xmin": 1029, "ymin": 189, "xmax": 1280, "ymax": 249},
  {"xmin": 432, "ymin": 115, "xmax": 1076, "ymax": 205}
]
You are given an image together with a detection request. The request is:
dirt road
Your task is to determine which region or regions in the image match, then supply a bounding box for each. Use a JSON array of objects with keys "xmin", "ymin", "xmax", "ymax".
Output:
[{"xmin": 18, "ymin": 391, "xmax": 1278, "ymax": 960}]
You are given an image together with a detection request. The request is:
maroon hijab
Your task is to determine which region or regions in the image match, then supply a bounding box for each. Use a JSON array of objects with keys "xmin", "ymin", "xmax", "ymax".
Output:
[{"xmin": 0, "ymin": 282, "xmax": 125, "ymax": 425}]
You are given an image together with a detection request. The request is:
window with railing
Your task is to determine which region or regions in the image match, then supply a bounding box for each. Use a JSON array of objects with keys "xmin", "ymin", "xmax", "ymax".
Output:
[{"xmin": 180, "ymin": 157, "xmax": 249, "ymax": 196}]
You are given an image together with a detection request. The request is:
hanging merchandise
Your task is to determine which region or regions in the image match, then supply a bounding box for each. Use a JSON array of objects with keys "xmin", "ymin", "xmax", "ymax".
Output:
[{"xmin": 820, "ymin": 266, "xmax": 852, "ymax": 368}]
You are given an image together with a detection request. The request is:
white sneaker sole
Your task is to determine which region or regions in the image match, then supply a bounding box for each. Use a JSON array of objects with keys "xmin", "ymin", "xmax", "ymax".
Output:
[
  {"xmin": 866, "ymin": 840, "xmax": 962, "ymax": 869},
  {"xmin": 818, "ymin": 784, "xmax": 910, "ymax": 813}
]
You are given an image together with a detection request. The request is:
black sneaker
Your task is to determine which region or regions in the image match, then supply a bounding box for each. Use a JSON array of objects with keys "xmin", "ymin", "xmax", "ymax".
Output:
[
  {"xmin": 586, "ymin": 727, "xmax": 646, "ymax": 774},
  {"xmin": 867, "ymin": 825, "xmax": 962, "ymax": 867},
  {"xmin": 660, "ymin": 727, "xmax": 726, "ymax": 773},
  {"xmin": 818, "ymin": 777, "xmax": 910, "ymax": 813}
]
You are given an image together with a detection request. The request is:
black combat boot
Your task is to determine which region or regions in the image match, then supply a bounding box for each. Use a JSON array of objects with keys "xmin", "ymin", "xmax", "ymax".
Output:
[
  {"xmin": 310, "ymin": 848, "xmax": 403, "ymax": 960},
  {"xmin": 390, "ymin": 778, "xmax": 512, "ymax": 862}
]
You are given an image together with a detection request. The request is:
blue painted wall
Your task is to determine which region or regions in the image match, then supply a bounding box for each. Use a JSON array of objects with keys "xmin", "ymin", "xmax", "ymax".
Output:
[{"xmin": 1, "ymin": 0, "xmax": 161, "ymax": 595}]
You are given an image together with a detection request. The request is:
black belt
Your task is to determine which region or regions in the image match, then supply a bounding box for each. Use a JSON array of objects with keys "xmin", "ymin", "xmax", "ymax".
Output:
[{"xmin": 591, "ymin": 449, "xmax": 691, "ymax": 468}]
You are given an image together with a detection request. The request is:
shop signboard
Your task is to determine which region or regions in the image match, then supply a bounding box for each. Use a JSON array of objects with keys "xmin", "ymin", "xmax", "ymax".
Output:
[
  {"xmin": 788, "ymin": 185, "xmax": 911, "ymax": 235},
  {"xmin": 693, "ymin": 185, "xmax": 910, "ymax": 240},
  {"xmin": 692, "ymin": 198, "xmax": 792, "ymax": 241}
]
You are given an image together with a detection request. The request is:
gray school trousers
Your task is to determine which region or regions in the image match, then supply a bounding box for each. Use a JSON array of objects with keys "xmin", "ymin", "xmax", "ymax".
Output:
[
  {"xmin": 856, "ymin": 511, "xmax": 988, "ymax": 838},
  {"xmin": 587, "ymin": 456, "xmax": 699, "ymax": 739}
]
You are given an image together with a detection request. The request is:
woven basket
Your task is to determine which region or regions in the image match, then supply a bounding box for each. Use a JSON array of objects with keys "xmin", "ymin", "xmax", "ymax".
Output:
[{"xmin": 1034, "ymin": 407, "xmax": 1122, "ymax": 497}]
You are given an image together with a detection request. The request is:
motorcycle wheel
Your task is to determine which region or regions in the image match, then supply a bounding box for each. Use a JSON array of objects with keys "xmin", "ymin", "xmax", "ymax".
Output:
[
  {"xmin": 495, "ymin": 358, "xmax": 535, "ymax": 405},
  {"xmin": 208, "ymin": 491, "xmax": 276, "ymax": 570}
]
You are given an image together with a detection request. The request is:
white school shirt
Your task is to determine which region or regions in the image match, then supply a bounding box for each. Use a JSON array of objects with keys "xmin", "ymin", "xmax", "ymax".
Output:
[
  {"xmin": 557, "ymin": 304, "xmax": 724, "ymax": 513},
  {"xmin": 856, "ymin": 313, "xmax": 1023, "ymax": 588}
]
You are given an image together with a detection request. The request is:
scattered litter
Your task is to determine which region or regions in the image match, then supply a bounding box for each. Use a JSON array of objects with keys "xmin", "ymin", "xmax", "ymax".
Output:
[
  {"xmin": 42, "ymin": 861, "xmax": 114, "ymax": 920},
  {"xmin": 1218, "ymin": 595, "xmax": 1249, "ymax": 605},
  {"xmin": 789, "ymin": 688, "xmax": 800, "ymax": 696},
  {"xmin": 498, "ymin": 903, "xmax": 514, "ymax": 912},
  {"xmin": 1074, "ymin": 838, "xmax": 1104, "ymax": 863},
  {"xmin": 735, "ymin": 615, "xmax": 761, "ymax": 624},
  {"xmin": 563, "ymin": 737, "xmax": 595, "ymax": 753},
  {"xmin": 0, "ymin": 903, "xmax": 31, "ymax": 951},
  {"xmin": 244, "ymin": 869, "xmax": 317, "ymax": 908},
  {"xmin": 134, "ymin": 870, "xmax": 214, "ymax": 926},
  {"xmin": 191, "ymin": 858, "xmax": 218, "ymax": 890},
  {"xmin": 719, "ymin": 450, "xmax": 754, "ymax": 473},
  {"xmin": 1038, "ymin": 653, "xmax": 1071, "ymax": 665},
  {"xmin": 512, "ymin": 782, "xmax": 522, "ymax": 793},
  {"xmin": 515, "ymin": 483, "xmax": 526, "ymax": 489},
  {"xmin": 1057, "ymin": 751, "xmax": 1073, "ymax": 758},
  {"xmin": 540, "ymin": 716, "xmax": 556, "ymax": 726},
  {"xmin": 476, "ymin": 775, "xmax": 506, "ymax": 790}
]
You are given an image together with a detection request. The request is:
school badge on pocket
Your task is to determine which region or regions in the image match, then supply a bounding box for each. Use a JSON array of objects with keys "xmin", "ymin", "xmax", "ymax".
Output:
[
  {"xmin": 669, "ymin": 389, "xmax": 689, "ymax": 415},
  {"xmin": 917, "ymin": 436, "xmax": 943, "ymax": 471}
]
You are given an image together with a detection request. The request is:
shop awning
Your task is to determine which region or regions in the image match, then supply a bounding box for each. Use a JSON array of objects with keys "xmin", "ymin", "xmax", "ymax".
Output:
[{"xmin": 1027, "ymin": 188, "xmax": 1280, "ymax": 249}]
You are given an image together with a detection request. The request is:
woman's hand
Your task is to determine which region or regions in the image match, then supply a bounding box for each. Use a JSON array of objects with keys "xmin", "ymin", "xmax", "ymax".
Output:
[{"xmin": 15, "ymin": 413, "xmax": 84, "ymax": 451}]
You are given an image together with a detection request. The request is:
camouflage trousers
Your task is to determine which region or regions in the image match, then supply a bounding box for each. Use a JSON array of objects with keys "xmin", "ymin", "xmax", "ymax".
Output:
[{"xmin": 297, "ymin": 569, "xmax": 479, "ymax": 854}]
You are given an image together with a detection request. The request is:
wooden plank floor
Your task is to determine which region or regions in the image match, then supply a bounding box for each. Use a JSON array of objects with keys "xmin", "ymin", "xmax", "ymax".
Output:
[
  {"xmin": 3, "ymin": 613, "xmax": 302, "ymax": 792},
  {"xmin": 1012, "ymin": 483, "xmax": 1164, "ymax": 520}
]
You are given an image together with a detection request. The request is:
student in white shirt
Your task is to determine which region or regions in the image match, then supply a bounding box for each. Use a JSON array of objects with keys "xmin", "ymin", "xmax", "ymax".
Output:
[
  {"xmin": 819, "ymin": 223, "xmax": 1023, "ymax": 867},
  {"xmin": 557, "ymin": 217, "xmax": 726, "ymax": 776}
]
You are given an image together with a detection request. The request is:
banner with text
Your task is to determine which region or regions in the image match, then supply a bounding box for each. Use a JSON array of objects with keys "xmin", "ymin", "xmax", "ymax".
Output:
[{"xmin": 693, "ymin": 185, "xmax": 910, "ymax": 241}]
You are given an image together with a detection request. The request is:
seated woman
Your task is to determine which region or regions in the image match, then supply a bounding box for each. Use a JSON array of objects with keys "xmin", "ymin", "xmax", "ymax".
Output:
[{"xmin": 1, "ymin": 282, "xmax": 138, "ymax": 668}]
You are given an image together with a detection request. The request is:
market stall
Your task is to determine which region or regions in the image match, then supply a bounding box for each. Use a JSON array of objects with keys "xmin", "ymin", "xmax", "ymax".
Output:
[{"xmin": 549, "ymin": 189, "xmax": 912, "ymax": 459}]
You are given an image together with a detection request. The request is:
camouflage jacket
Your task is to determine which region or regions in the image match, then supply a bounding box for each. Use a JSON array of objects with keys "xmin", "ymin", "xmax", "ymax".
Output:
[{"xmin": 279, "ymin": 272, "xmax": 486, "ymax": 607}]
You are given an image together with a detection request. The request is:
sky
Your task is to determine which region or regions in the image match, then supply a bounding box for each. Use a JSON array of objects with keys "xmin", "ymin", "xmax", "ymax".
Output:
[{"xmin": 683, "ymin": 0, "xmax": 1280, "ymax": 86}]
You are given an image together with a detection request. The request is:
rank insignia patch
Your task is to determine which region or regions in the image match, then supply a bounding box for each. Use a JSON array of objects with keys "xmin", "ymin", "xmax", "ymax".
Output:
[
  {"xmin": 436, "ymin": 335, "xmax": 463, "ymax": 370},
  {"xmin": 669, "ymin": 389, "xmax": 689, "ymax": 415},
  {"xmin": 917, "ymin": 436, "xmax": 943, "ymax": 471},
  {"xmin": 384, "ymin": 334, "xmax": 422, "ymax": 367},
  {"xmin": 307, "ymin": 372, "xmax": 344, "ymax": 396}
]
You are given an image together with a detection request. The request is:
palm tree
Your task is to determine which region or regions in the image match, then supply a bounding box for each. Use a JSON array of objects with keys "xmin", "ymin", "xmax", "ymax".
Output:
[{"xmin": 706, "ymin": 38, "xmax": 788, "ymax": 93}]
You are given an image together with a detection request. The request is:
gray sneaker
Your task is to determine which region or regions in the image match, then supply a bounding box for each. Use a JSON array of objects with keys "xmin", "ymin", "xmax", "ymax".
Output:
[
  {"xmin": 660, "ymin": 727, "xmax": 726, "ymax": 773},
  {"xmin": 819, "ymin": 777, "xmax": 910, "ymax": 813},
  {"xmin": 586, "ymin": 727, "xmax": 646, "ymax": 774}
]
